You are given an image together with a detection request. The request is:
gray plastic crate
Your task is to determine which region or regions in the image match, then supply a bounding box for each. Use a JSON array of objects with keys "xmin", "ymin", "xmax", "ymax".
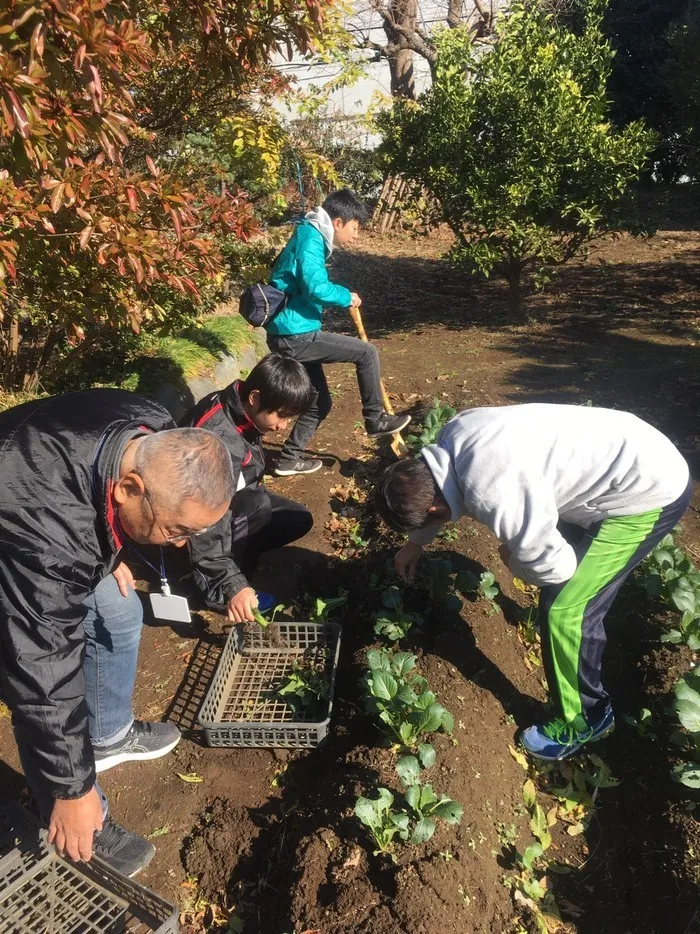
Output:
[
  {"xmin": 0, "ymin": 810, "xmax": 178, "ymax": 934},
  {"xmin": 198, "ymin": 621, "xmax": 341, "ymax": 748}
]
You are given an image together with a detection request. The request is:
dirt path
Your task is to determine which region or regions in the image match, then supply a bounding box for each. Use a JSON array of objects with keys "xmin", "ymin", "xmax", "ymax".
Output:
[{"xmin": 1, "ymin": 204, "xmax": 699, "ymax": 933}]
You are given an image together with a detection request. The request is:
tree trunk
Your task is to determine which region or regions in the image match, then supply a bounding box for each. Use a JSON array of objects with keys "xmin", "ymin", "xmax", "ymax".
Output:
[
  {"xmin": 383, "ymin": 0, "xmax": 418, "ymax": 99},
  {"xmin": 506, "ymin": 261, "xmax": 527, "ymax": 323},
  {"xmin": 447, "ymin": 0, "xmax": 463, "ymax": 28}
]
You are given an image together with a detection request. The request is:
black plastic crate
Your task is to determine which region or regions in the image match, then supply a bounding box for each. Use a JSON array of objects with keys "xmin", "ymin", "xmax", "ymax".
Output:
[{"xmin": 0, "ymin": 808, "xmax": 179, "ymax": 933}]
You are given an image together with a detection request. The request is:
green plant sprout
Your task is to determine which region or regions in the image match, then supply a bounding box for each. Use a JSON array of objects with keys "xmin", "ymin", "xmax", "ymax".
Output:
[
  {"xmin": 253, "ymin": 602, "xmax": 285, "ymax": 628},
  {"xmin": 276, "ymin": 660, "xmax": 329, "ymax": 720},
  {"xmin": 396, "ymin": 755, "xmax": 464, "ymax": 843},
  {"xmin": 456, "ymin": 569, "xmax": 501, "ymax": 614},
  {"xmin": 639, "ymin": 532, "xmax": 700, "ymax": 649},
  {"xmin": 354, "ymin": 788, "xmax": 410, "ymax": 856},
  {"xmin": 422, "ymin": 557, "xmax": 463, "ymax": 612},
  {"xmin": 374, "ymin": 586, "xmax": 424, "ymax": 642},
  {"xmin": 309, "ymin": 591, "xmax": 348, "ymax": 622},
  {"xmin": 406, "ymin": 398, "xmax": 456, "ymax": 451},
  {"xmin": 362, "ymin": 649, "xmax": 454, "ymax": 749},
  {"xmin": 622, "ymin": 707, "xmax": 655, "ymax": 739},
  {"xmin": 671, "ymin": 671, "xmax": 700, "ymax": 789}
]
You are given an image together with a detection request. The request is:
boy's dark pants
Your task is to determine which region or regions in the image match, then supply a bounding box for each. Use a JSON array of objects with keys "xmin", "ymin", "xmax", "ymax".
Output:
[
  {"xmin": 538, "ymin": 479, "xmax": 693, "ymax": 727},
  {"xmin": 267, "ymin": 330, "xmax": 384, "ymax": 460},
  {"xmin": 230, "ymin": 487, "xmax": 313, "ymax": 579}
]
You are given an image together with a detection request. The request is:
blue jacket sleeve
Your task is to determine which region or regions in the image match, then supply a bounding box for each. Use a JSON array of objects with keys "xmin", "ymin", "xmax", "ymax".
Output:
[{"xmin": 297, "ymin": 230, "xmax": 352, "ymax": 308}]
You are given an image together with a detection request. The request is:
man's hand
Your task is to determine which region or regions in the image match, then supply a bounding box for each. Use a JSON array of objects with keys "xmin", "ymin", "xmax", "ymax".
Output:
[
  {"xmin": 48, "ymin": 787, "xmax": 103, "ymax": 862},
  {"xmin": 112, "ymin": 562, "xmax": 136, "ymax": 598},
  {"xmin": 350, "ymin": 292, "xmax": 362, "ymax": 308},
  {"xmin": 227, "ymin": 586, "xmax": 258, "ymax": 624},
  {"xmin": 394, "ymin": 542, "xmax": 423, "ymax": 583}
]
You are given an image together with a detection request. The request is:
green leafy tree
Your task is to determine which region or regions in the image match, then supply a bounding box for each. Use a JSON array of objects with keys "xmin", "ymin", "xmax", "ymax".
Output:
[
  {"xmin": 603, "ymin": 0, "xmax": 689, "ymax": 182},
  {"xmin": 663, "ymin": 8, "xmax": 700, "ymax": 183},
  {"xmin": 379, "ymin": 0, "xmax": 655, "ymax": 319}
]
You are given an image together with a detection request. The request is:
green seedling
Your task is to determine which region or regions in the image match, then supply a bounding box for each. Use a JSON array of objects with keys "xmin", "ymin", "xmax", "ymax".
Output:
[
  {"xmin": 309, "ymin": 591, "xmax": 348, "ymax": 622},
  {"xmin": 622, "ymin": 707, "xmax": 655, "ymax": 738},
  {"xmin": 639, "ymin": 533, "xmax": 700, "ymax": 648},
  {"xmin": 374, "ymin": 586, "xmax": 424, "ymax": 642},
  {"xmin": 421, "ymin": 557, "xmax": 463, "ymax": 612},
  {"xmin": 406, "ymin": 398, "xmax": 456, "ymax": 451},
  {"xmin": 354, "ymin": 788, "xmax": 409, "ymax": 856},
  {"xmin": 276, "ymin": 660, "xmax": 329, "ymax": 719},
  {"xmin": 456, "ymin": 569, "xmax": 500, "ymax": 614},
  {"xmin": 396, "ymin": 754, "xmax": 464, "ymax": 843},
  {"xmin": 253, "ymin": 602, "xmax": 285, "ymax": 628},
  {"xmin": 362, "ymin": 649, "xmax": 454, "ymax": 749},
  {"xmin": 671, "ymin": 670, "xmax": 700, "ymax": 788}
]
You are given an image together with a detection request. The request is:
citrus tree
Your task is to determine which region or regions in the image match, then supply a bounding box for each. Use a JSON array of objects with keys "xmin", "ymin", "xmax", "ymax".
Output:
[
  {"xmin": 379, "ymin": 0, "xmax": 656, "ymax": 319},
  {"xmin": 0, "ymin": 0, "xmax": 341, "ymax": 389}
]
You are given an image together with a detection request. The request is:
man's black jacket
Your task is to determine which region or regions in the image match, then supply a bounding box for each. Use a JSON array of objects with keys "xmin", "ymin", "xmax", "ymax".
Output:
[
  {"xmin": 179, "ymin": 381, "xmax": 265, "ymax": 608},
  {"xmin": 0, "ymin": 389, "xmax": 175, "ymax": 801}
]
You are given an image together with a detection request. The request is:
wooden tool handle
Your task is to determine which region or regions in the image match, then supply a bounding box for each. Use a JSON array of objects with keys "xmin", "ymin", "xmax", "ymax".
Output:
[
  {"xmin": 349, "ymin": 304, "xmax": 394, "ymax": 415},
  {"xmin": 349, "ymin": 304, "xmax": 368, "ymax": 342}
]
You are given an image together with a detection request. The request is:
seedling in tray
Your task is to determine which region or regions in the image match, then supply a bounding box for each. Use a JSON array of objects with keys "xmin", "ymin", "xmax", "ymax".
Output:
[
  {"xmin": 253, "ymin": 602, "xmax": 285, "ymax": 628},
  {"xmin": 276, "ymin": 659, "xmax": 329, "ymax": 720},
  {"xmin": 362, "ymin": 648, "xmax": 454, "ymax": 749}
]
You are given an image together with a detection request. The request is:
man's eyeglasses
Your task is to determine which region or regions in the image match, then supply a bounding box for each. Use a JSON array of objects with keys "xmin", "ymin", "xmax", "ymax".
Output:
[{"xmin": 143, "ymin": 488, "xmax": 212, "ymax": 544}]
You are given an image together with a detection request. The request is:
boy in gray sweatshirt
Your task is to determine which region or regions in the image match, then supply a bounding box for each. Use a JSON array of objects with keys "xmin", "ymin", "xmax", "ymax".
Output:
[{"xmin": 376, "ymin": 403, "xmax": 693, "ymax": 761}]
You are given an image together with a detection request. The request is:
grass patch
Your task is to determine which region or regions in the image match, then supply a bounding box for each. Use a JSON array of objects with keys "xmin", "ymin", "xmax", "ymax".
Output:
[{"xmin": 0, "ymin": 389, "xmax": 44, "ymax": 413}]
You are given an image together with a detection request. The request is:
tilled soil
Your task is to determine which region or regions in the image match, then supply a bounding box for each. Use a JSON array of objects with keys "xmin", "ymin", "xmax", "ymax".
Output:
[{"xmin": 1, "ymin": 200, "xmax": 699, "ymax": 933}]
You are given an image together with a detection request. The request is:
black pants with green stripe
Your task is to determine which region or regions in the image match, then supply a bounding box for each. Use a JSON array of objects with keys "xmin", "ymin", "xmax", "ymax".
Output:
[{"xmin": 538, "ymin": 480, "xmax": 694, "ymax": 728}]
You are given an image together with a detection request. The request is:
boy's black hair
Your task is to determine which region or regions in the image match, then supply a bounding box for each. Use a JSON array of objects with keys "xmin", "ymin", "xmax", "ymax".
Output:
[
  {"xmin": 239, "ymin": 354, "xmax": 314, "ymax": 417},
  {"xmin": 375, "ymin": 458, "xmax": 438, "ymax": 532},
  {"xmin": 322, "ymin": 188, "xmax": 369, "ymax": 225}
]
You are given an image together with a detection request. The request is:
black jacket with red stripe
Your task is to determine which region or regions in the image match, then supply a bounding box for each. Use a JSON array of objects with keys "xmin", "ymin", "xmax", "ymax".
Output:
[
  {"xmin": 0, "ymin": 390, "xmax": 174, "ymax": 801},
  {"xmin": 179, "ymin": 381, "xmax": 265, "ymax": 607}
]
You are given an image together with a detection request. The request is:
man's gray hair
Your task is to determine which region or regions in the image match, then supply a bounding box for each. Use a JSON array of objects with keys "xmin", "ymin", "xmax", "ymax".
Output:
[{"xmin": 134, "ymin": 428, "xmax": 234, "ymax": 512}]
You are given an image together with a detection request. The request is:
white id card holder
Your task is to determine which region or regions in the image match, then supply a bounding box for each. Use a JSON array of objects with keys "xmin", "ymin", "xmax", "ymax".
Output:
[{"xmin": 150, "ymin": 582, "xmax": 191, "ymax": 623}]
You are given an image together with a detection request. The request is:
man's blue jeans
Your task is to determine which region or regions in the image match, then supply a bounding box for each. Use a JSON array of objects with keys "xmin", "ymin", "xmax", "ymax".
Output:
[{"xmin": 17, "ymin": 574, "xmax": 143, "ymax": 818}]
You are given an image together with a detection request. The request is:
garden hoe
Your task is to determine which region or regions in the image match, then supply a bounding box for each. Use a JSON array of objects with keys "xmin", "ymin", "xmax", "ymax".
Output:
[{"xmin": 349, "ymin": 305, "xmax": 408, "ymax": 457}]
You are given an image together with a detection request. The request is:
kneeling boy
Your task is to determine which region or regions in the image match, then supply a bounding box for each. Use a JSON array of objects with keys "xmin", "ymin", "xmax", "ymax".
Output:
[
  {"xmin": 180, "ymin": 355, "xmax": 315, "ymax": 622},
  {"xmin": 376, "ymin": 403, "xmax": 692, "ymax": 761}
]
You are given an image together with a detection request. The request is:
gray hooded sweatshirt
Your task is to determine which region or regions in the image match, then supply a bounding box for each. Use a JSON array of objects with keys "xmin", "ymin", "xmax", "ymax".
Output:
[{"xmin": 411, "ymin": 404, "xmax": 690, "ymax": 587}]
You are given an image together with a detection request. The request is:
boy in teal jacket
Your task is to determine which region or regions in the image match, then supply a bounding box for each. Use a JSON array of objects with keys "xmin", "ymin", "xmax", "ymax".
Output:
[{"xmin": 266, "ymin": 189, "xmax": 411, "ymax": 475}]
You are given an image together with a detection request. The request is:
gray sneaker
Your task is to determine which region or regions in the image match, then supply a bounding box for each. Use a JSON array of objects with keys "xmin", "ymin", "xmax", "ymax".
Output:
[
  {"xmin": 93, "ymin": 721, "xmax": 181, "ymax": 774},
  {"xmin": 273, "ymin": 457, "xmax": 323, "ymax": 476},
  {"xmin": 93, "ymin": 818, "xmax": 155, "ymax": 877},
  {"xmin": 365, "ymin": 412, "xmax": 412, "ymax": 437}
]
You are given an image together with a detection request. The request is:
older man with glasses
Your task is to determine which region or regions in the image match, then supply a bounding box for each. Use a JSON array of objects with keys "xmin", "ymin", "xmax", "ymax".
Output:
[{"xmin": 0, "ymin": 388, "xmax": 234, "ymax": 877}]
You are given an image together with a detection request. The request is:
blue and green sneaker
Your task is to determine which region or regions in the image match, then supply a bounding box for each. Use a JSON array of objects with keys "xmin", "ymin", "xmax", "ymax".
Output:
[{"xmin": 520, "ymin": 706, "xmax": 614, "ymax": 761}]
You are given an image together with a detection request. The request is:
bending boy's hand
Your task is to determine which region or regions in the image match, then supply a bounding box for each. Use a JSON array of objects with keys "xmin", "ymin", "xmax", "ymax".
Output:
[
  {"xmin": 227, "ymin": 586, "xmax": 258, "ymax": 624},
  {"xmin": 350, "ymin": 292, "xmax": 362, "ymax": 308},
  {"xmin": 395, "ymin": 542, "xmax": 423, "ymax": 583}
]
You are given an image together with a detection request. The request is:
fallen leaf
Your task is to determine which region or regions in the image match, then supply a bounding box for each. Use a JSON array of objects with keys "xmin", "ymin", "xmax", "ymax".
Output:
[
  {"xmin": 566, "ymin": 822, "xmax": 585, "ymax": 836},
  {"xmin": 508, "ymin": 744, "xmax": 529, "ymax": 770},
  {"xmin": 177, "ymin": 772, "xmax": 204, "ymax": 783},
  {"xmin": 343, "ymin": 848, "xmax": 362, "ymax": 869}
]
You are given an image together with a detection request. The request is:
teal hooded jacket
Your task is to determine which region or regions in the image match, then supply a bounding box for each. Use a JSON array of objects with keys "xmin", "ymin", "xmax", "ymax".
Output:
[{"xmin": 266, "ymin": 208, "xmax": 352, "ymax": 336}]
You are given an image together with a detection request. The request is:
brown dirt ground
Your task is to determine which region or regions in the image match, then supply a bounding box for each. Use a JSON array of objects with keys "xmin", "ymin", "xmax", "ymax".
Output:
[{"xmin": 1, "ymin": 191, "xmax": 699, "ymax": 934}]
